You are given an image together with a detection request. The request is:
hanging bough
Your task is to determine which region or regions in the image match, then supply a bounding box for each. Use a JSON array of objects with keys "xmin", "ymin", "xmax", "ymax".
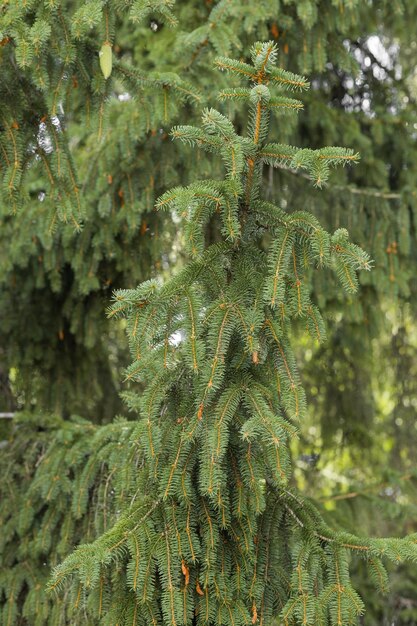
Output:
[{"xmin": 47, "ymin": 42, "xmax": 417, "ymax": 626}]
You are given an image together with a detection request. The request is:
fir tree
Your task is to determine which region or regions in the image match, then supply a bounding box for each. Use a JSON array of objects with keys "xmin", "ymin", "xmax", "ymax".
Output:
[
  {"xmin": 1, "ymin": 0, "xmax": 416, "ymax": 424},
  {"xmin": 43, "ymin": 43, "xmax": 417, "ymax": 626},
  {"xmin": 0, "ymin": 0, "xmax": 416, "ymax": 420},
  {"xmin": 1, "ymin": 1, "xmax": 417, "ymax": 621}
]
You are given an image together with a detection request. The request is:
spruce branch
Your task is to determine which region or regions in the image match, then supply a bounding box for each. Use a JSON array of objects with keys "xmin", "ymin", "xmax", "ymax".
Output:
[{"xmin": 44, "ymin": 41, "xmax": 413, "ymax": 626}]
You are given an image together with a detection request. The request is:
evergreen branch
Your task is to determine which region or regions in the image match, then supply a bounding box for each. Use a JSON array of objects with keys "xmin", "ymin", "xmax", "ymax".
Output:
[
  {"xmin": 16, "ymin": 38, "xmax": 409, "ymax": 626},
  {"xmin": 268, "ymin": 96, "xmax": 304, "ymax": 112},
  {"xmin": 264, "ymin": 228, "xmax": 295, "ymax": 308},
  {"xmin": 218, "ymin": 88, "xmax": 251, "ymax": 101},
  {"xmin": 48, "ymin": 499, "xmax": 161, "ymax": 592},
  {"xmin": 269, "ymin": 67, "xmax": 310, "ymax": 91},
  {"xmin": 214, "ymin": 57, "xmax": 257, "ymax": 79}
]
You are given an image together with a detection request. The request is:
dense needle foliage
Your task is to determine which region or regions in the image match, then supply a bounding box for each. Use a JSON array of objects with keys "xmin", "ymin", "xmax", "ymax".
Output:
[
  {"xmin": 43, "ymin": 43, "xmax": 417, "ymax": 625},
  {"xmin": 1, "ymin": 0, "xmax": 417, "ymax": 422},
  {"xmin": 1, "ymin": 1, "xmax": 417, "ymax": 624}
]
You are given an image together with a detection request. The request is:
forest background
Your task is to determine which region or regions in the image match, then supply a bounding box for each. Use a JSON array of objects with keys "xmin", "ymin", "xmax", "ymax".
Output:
[{"xmin": 0, "ymin": 0, "xmax": 417, "ymax": 624}]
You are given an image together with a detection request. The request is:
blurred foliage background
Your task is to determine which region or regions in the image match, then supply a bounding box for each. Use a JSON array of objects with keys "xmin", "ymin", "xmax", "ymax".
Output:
[{"xmin": 1, "ymin": 0, "xmax": 416, "ymax": 623}]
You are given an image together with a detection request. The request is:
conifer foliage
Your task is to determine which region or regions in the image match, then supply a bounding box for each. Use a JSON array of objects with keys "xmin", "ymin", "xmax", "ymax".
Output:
[
  {"xmin": 46, "ymin": 43, "xmax": 417, "ymax": 625},
  {"xmin": 0, "ymin": 0, "xmax": 182, "ymax": 218},
  {"xmin": 0, "ymin": 0, "xmax": 204, "ymax": 417}
]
